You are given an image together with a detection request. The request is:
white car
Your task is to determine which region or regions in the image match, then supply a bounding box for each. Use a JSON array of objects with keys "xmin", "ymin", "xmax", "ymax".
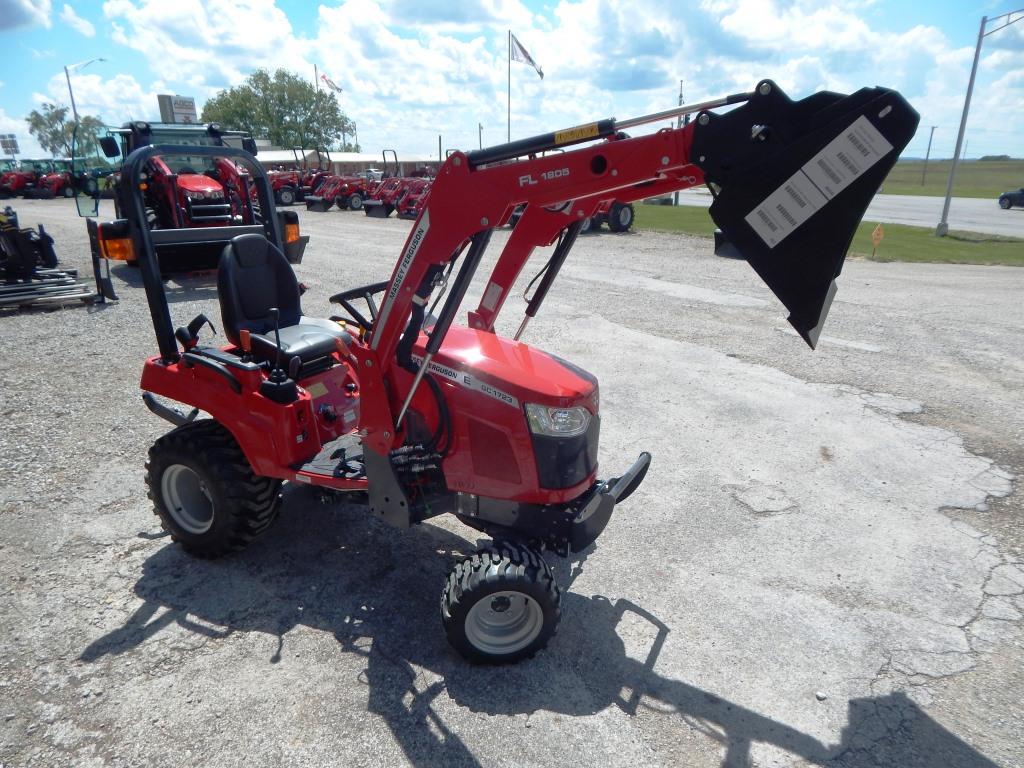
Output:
[{"xmin": 361, "ymin": 168, "xmax": 384, "ymax": 181}]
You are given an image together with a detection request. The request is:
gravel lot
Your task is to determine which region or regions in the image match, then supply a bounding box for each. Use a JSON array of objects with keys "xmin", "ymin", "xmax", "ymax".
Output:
[{"xmin": 1, "ymin": 197, "xmax": 1022, "ymax": 768}]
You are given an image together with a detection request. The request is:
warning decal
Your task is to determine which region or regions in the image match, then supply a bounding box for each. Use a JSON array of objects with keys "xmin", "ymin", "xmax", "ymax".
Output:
[{"xmin": 745, "ymin": 115, "xmax": 894, "ymax": 248}]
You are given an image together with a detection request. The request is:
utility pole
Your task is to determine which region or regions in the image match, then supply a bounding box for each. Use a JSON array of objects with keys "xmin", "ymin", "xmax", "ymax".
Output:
[
  {"xmin": 920, "ymin": 126, "xmax": 936, "ymax": 186},
  {"xmin": 478, "ymin": 122, "xmax": 483, "ymax": 149},
  {"xmin": 936, "ymin": 8, "xmax": 1023, "ymax": 236}
]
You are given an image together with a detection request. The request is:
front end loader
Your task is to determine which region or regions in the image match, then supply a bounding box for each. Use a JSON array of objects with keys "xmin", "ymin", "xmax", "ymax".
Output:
[{"xmin": 107, "ymin": 81, "xmax": 917, "ymax": 663}]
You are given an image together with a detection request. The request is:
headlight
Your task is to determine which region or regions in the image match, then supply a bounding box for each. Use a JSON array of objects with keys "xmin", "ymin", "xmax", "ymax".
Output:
[{"xmin": 525, "ymin": 404, "xmax": 591, "ymax": 437}]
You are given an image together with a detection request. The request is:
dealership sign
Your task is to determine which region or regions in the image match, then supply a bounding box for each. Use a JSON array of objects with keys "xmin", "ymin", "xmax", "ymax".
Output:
[{"xmin": 157, "ymin": 95, "xmax": 198, "ymax": 124}]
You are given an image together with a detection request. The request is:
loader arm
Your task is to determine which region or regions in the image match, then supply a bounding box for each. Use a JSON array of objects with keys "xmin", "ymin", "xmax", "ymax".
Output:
[{"xmin": 356, "ymin": 80, "xmax": 918, "ymax": 454}]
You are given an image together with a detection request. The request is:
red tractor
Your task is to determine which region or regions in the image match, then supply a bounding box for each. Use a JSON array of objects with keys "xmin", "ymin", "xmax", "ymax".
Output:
[
  {"xmin": 36, "ymin": 163, "xmax": 105, "ymax": 199},
  {"xmin": 304, "ymin": 174, "xmax": 376, "ymax": 212},
  {"xmin": 0, "ymin": 159, "xmax": 71, "ymax": 198},
  {"xmin": 394, "ymin": 176, "xmax": 432, "ymax": 220},
  {"xmin": 88, "ymin": 121, "xmax": 307, "ymax": 272},
  {"xmin": 266, "ymin": 148, "xmax": 331, "ymax": 206},
  {"xmin": 94, "ymin": 81, "xmax": 917, "ymax": 663}
]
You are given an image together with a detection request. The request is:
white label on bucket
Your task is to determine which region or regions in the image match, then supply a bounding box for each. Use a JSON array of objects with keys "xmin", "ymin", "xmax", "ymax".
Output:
[{"xmin": 745, "ymin": 115, "xmax": 893, "ymax": 248}]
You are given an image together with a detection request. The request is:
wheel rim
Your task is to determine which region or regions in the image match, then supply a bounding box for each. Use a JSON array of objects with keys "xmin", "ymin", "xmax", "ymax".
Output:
[
  {"xmin": 618, "ymin": 207, "xmax": 632, "ymax": 227},
  {"xmin": 464, "ymin": 590, "xmax": 544, "ymax": 655},
  {"xmin": 161, "ymin": 464, "xmax": 214, "ymax": 534}
]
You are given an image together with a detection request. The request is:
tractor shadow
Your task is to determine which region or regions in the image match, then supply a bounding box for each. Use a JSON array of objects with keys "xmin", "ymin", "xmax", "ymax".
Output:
[
  {"xmin": 111, "ymin": 263, "xmax": 219, "ymax": 304},
  {"xmin": 81, "ymin": 487, "xmax": 999, "ymax": 768}
]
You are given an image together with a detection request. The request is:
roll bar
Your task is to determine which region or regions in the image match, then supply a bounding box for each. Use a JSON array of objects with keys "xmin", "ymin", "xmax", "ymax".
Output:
[{"xmin": 117, "ymin": 144, "xmax": 281, "ymax": 362}]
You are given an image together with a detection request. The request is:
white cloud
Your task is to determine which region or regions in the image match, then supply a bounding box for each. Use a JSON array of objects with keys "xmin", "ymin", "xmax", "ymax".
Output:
[
  {"xmin": 0, "ymin": 0, "xmax": 51, "ymax": 30},
  {"xmin": 60, "ymin": 3, "xmax": 95, "ymax": 36},
  {"xmin": 38, "ymin": 70, "xmax": 159, "ymax": 127},
  {"xmin": 103, "ymin": 0, "xmax": 305, "ymax": 91},
  {"xmin": 34, "ymin": 0, "xmax": 1018, "ymax": 159}
]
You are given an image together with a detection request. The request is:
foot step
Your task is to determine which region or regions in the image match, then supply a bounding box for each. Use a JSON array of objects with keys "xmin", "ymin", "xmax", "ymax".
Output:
[{"xmin": 298, "ymin": 433, "xmax": 364, "ymax": 478}]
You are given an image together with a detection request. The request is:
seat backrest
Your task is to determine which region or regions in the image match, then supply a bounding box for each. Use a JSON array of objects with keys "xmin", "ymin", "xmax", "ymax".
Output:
[{"xmin": 218, "ymin": 233, "xmax": 302, "ymax": 345}]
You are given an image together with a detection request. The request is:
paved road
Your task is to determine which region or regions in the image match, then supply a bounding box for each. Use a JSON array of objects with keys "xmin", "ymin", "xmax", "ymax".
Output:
[
  {"xmin": 1, "ymin": 199, "xmax": 1021, "ymax": 768},
  {"xmin": 678, "ymin": 189, "xmax": 1024, "ymax": 238}
]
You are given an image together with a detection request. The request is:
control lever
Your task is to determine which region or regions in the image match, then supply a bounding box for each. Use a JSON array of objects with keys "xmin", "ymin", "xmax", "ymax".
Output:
[{"xmin": 258, "ymin": 307, "xmax": 299, "ymax": 404}]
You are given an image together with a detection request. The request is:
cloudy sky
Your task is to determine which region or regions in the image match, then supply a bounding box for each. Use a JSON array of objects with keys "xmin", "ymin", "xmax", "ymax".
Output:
[{"xmin": 1, "ymin": 0, "xmax": 1022, "ymax": 160}]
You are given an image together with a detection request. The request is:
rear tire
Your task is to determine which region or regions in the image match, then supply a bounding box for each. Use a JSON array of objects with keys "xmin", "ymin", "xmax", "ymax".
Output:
[
  {"xmin": 441, "ymin": 542, "xmax": 560, "ymax": 664},
  {"xmin": 608, "ymin": 201, "xmax": 635, "ymax": 232},
  {"xmin": 145, "ymin": 420, "xmax": 282, "ymax": 558}
]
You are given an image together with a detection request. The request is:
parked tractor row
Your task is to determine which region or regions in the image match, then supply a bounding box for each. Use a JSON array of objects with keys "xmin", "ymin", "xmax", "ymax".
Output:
[{"xmin": 0, "ymin": 158, "xmax": 112, "ymax": 200}]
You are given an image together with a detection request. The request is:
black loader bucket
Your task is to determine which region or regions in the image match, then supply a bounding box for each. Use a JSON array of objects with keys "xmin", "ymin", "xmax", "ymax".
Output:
[
  {"xmin": 363, "ymin": 201, "xmax": 393, "ymax": 218},
  {"xmin": 305, "ymin": 196, "xmax": 334, "ymax": 212},
  {"xmin": 692, "ymin": 81, "xmax": 919, "ymax": 348}
]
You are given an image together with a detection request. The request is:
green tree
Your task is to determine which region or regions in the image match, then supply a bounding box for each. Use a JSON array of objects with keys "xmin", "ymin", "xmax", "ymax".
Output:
[
  {"xmin": 25, "ymin": 103, "xmax": 105, "ymax": 159},
  {"xmin": 201, "ymin": 69, "xmax": 352, "ymax": 150}
]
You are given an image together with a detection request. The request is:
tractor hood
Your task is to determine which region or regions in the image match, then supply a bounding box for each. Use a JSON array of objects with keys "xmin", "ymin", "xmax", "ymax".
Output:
[{"xmin": 176, "ymin": 173, "xmax": 223, "ymax": 196}]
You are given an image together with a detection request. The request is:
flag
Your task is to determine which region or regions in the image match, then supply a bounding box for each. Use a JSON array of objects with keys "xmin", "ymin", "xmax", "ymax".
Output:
[
  {"xmin": 320, "ymin": 74, "xmax": 343, "ymax": 93},
  {"xmin": 510, "ymin": 33, "xmax": 543, "ymax": 79}
]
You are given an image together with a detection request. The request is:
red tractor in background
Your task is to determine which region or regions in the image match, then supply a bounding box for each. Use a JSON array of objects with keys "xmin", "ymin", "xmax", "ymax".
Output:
[
  {"xmin": 266, "ymin": 148, "xmax": 331, "ymax": 205},
  {"xmin": 305, "ymin": 173, "xmax": 378, "ymax": 212},
  {"xmin": 394, "ymin": 176, "xmax": 432, "ymax": 220},
  {"xmin": 36, "ymin": 164, "xmax": 107, "ymax": 199},
  {"xmin": 0, "ymin": 159, "xmax": 72, "ymax": 198},
  {"xmin": 91, "ymin": 81, "xmax": 918, "ymax": 663},
  {"xmin": 88, "ymin": 121, "xmax": 307, "ymax": 272}
]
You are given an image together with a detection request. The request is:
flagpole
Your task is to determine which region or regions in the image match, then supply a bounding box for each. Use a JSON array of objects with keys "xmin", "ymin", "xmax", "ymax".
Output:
[
  {"xmin": 507, "ymin": 30, "xmax": 511, "ymax": 142},
  {"xmin": 315, "ymin": 64, "xmax": 319, "ymax": 92}
]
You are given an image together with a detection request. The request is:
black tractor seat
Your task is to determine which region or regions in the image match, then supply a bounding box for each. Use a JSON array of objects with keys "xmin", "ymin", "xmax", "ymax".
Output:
[{"xmin": 218, "ymin": 233, "xmax": 350, "ymax": 376}]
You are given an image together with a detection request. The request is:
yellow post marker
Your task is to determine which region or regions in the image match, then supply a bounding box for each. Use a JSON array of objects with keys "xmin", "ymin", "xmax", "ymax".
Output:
[{"xmin": 871, "ymin": 224, "xmax": 884, "ymax": 258}]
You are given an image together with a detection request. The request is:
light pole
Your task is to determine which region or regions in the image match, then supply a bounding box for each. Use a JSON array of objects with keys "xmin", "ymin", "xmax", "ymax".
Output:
[
  {"xmin": 478, "ymin": 122, "xmax": 483, "ymax": 149},
  {"xmin": 64, "ymin": 57, "xmax": 106, "ymax": 123},
  {"xmin": 920, "ymin": 126, "xmax": 936, "ymax": 186},
  {"xmin": 935, "ymin": 9, "xmax": 1022, "ymax": 236}
]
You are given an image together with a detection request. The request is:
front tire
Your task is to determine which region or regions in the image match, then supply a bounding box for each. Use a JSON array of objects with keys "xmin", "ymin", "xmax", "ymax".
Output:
[
  {"xmin": 145, "ymin": 420, "xmax": 282, "ymax": 558},
  {"xmin": 277, "ymin": 186, "xmax": 296, "ymax": 206},
  {"xmin": 347, "ymin": 192, "xmax": 363, "ymax": 211},
  {"xmin": 62, "ymin": 185, "xmax": 76, "ymax": 198},
  {"xmin": 441, "ymin": 542, "xmax": 560, "ymax": 663},
  {"xmin": 608, "ymin": 201, "xmax": 635, "ymax": 232},
  {"xmin": 999, "ymin": 197, "xmax": 1011, "ymax": 210}
]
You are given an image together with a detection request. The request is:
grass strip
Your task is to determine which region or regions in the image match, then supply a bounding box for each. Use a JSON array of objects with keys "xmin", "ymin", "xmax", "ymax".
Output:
[{"xmin": 633, "ymin": 205, "xmax": 1024, "ymax": 267}]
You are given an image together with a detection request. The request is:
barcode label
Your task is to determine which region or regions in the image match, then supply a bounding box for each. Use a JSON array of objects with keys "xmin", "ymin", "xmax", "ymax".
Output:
[
  {"xmin": 745, "ymin": 115, "xmax": 893, "ymax": 248},
  {"xmin": 745, "ymin": 171, "xmax": 827, "ymax": 247}
]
